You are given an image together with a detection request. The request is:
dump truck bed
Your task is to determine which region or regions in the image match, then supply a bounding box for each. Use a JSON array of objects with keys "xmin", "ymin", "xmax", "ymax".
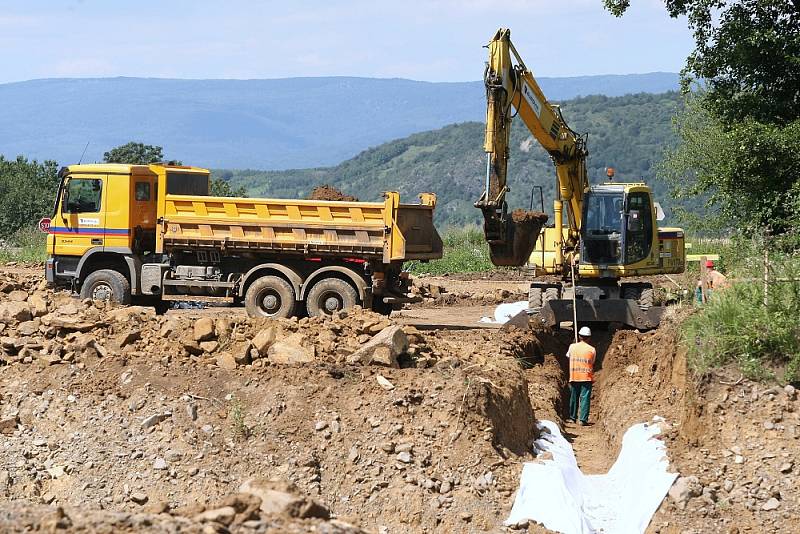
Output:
[{"xmin": 156, "ymin": 191, "xmax": 443, "ymax": 263}]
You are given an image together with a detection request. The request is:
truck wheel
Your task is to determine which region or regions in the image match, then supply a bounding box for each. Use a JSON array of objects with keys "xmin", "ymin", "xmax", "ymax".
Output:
[
  {"xmin": 638, "ymin": 288, "xmax": 654, "ymax": 310},
  {"xmin": 306, "ymin": 278, "xmax": 358, "ymax": 317},
  {"xmin": 80, "ymin": 269, "xmax": 132, "ymax": 305},
  {"xmin": 245, "ymin": 276, "xmax": 296, "ymax": 319},
  {"xmin": 543, "ymin": 287, "xmax": 559, "ymax": 303},
  {"xmin": 622, "ymin": 285, "xmax": 642, "ymax": 301},
  {"xmin": 528, "ymin": 287, "xmax": 543, "ymax": 309}
]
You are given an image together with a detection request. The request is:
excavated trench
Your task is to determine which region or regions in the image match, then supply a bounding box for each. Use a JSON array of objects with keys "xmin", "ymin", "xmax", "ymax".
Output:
[{"xmin": 515, "ymin": 317, "xmax": 692, "ymax": 477}]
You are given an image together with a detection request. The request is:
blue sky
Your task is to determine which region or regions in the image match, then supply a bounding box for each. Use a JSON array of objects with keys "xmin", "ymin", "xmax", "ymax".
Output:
[{"xmin": 0, "ymin": 0, "xmax": 693, "ymax": 83}]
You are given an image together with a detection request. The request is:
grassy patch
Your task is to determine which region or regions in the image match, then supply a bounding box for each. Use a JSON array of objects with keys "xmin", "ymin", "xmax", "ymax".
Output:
[
  {"xmin": 0, "ymin": 227, "xmax": 48, "ymax": 263},
  {"xmin": 681, "ymin": 239, "xmax": 800, "ymax": 382},
  {"xmin": 406, "ymin": 226, "xmax": 494, "ymax": 275}
]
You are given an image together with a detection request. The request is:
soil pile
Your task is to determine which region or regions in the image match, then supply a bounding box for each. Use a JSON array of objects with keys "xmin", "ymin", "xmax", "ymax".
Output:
[
  {"xmin": 308, "ymin": 185, "xmax": 359, "ymax": 202},
  {"xmin": 0, "ymin": 270, "xmax": 542, "ymax": 533}
]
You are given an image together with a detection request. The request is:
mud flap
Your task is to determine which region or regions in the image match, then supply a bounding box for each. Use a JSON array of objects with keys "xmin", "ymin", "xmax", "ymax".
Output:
[{"xmin": 539, "ymin": 299, "xmax": 664, "ymax": 330}]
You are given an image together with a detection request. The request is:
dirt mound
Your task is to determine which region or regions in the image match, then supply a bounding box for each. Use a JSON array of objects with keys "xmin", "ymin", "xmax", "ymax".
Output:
[
  {"xmin": 0, "ymin": 270, "xmax": 545, "ymax": 533},
  {"xmin": 308, "ymin": 185, "xmax": 359, "ymax": 202}
]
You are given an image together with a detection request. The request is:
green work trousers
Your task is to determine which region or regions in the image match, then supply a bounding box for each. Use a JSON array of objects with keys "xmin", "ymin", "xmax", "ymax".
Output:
[{"xmin": 569, "ymin": 381, "xmax": 593, "ymax": 423}]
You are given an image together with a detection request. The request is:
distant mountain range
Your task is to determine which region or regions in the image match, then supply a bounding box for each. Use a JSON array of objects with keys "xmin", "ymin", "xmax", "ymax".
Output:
[
  {"xmin": 221, "ymin": 92, "xmax": 683, "ymax": 227},
  {"xmin": 0, "ymin": 74, "xmax": 679, "ymax": 169}
]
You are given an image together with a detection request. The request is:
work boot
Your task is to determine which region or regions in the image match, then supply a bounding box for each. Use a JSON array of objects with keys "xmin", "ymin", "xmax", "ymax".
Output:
[
  {"xmin": 566, "ymin": 418, "xmax": 576, "ymax": 424},
  {"xmin": 579, "ymin": 421, "xmax": 588, "ymax": 426}
]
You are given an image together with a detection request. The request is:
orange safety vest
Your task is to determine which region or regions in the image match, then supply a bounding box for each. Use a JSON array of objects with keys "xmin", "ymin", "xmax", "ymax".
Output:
[{"xmin": 568, "ymin": 341, "xmax": 596, "ymax": 382}]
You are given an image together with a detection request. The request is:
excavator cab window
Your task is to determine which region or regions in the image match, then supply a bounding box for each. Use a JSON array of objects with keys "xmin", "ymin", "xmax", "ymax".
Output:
[
  {"xmin": 624, "ymin": 192, "xmax": 653, "ymax": 264},
  {"xmin": 581, "ymin": 191, "xmax": 623, "ymax": 265}
]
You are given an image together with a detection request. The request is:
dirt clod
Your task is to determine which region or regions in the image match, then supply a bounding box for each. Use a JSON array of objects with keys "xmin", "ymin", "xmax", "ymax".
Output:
[{"xmin": 307, "ymin": 185, "xmax": 358, "ymax": 202}]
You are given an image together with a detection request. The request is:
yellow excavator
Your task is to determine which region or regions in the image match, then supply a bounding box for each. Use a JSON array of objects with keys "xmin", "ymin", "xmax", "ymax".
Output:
[{"xmin": 475, "ymin": 28, "xmax": 685, "ymax": 329}]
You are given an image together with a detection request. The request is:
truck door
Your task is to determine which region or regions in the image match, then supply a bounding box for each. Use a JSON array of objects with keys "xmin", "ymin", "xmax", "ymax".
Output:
[{"xmin": 53, "ymin": 175, "xmax": 107, "ymax": 257}]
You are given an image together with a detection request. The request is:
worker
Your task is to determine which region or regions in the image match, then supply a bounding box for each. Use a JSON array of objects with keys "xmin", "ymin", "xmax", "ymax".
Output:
[
  {"xmin": 566, "ymin": 326, "xmax": 596, "ymax": 426},
  {"xmin": 696, "ymin": 260, "xmax": 729, "ymax": 302}
]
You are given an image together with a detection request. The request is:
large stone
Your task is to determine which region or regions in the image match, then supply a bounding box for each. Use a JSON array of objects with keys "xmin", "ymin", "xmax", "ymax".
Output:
[
  {"xmin": 0, "ymin": 415, "xmax": 19, "ymax": 435},
  {"xmin": 0, "ymin": 302, "xmax": 32, "ymax": 324},
  {"xmin": 239, "ymin": 478, "xmax": 330, "ymax": 519},
  {"xmin": 28, "ymin": 294, "xmax": 49, "ymax": 317},
  {"xmin": 215, "ymin": 318, "xmax": 232, "ymax": 340},
  {"xmin": 16, "ymin": 320, "xmax": 39, "ymax": 337},
  {"xmin": 107, "ymin": 306, "xmax": 156, "ymax": 323},
  {"xmin": 193, "ymin": 506, "xmax": 236, "ymax": 525},
  {"xmin": 41, "ymin": 314, "xmax": 103, "ymax": 332},
  {"xmin": 7, "ymin": 290, "xmax": 28, "ymax": 302},
  {"xmin": 668, "ymin": 476, "xmax": 701, "ymax": 510},
  {"xmin": 267, "ymin": 334, "xmax": 315, "ymax": 365},
  {"xmin": 216, "ymin": 352, "xmax": 237, "ymax": 370},
  {"xmin": 252, "ymin": 327, "xmax": 277, "ymax": 355},
  {"xmin": 346, "ymin": 325, "xmax": 407, "ymax": 367},
  {"xmin": 193, "ymin": 318, "xmax": 216, "ymax": 342}
]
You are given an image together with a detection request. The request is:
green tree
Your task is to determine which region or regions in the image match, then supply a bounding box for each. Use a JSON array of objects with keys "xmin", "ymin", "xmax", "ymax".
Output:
[
  {"xmin": 660, "ymin": 97, "xmax": 800, "ymax": 233},
  {"xmin": 0, "ymin": 156, "xmax": 60, "ymax": 238},
  {"xmin": 605, "ymin": 1, "xmax": 800, "ymax": 124},
  {"xmin": 210, "ymin": 177, "xmax": 248, "ymax": 198},
  {"xmin": 606, "ymin": 0, "xmax": 800, "ymax": 234},
  {"xmin": 103, "ymin": 142, "xmax": 165, "ymax": 164}
]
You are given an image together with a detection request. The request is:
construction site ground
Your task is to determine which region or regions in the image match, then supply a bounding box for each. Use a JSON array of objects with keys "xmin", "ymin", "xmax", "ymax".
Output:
[{"xmin": 1, "ymin": 264, "xmax": 798, "ymax": 533}]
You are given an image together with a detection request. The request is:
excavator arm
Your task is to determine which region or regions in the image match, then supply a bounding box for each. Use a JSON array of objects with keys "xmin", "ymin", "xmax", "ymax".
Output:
[{"xmin": 476, "ymin": 28, "xmax": 589, "ymax": 267}]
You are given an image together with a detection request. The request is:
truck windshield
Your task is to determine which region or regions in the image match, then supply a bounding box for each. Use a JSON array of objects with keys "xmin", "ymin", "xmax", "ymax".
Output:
[{"xmin": 581, "ymin": 191, "xmax": 623, "ymax": 265}]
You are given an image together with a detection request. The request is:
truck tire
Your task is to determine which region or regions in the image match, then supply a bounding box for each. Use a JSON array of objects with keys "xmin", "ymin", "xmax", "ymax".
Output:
[
  {"xmin": 245, "ymin": 276, "xmax": 296, "ymax": 319},
  {"xmin": 306, "ymin": 278, "xmax": 358, "ymax": 317},
  {"xmin": 80, "ymin": 269, "xmax": 132, "ymax": 305},
  {"xmin": 528, "ymin": 287, "xmax": 543, "ymax": 309},
  {"xmin": 543, "ymin": 287, "xmax": 559, "ymax": 303},
  {"xmin": 622, "ymin": 285, "xmax": 641, "ymax": 301},
  {"xmin": 638, "ymin": 288, "xmax": 654, "ymax": 310}
]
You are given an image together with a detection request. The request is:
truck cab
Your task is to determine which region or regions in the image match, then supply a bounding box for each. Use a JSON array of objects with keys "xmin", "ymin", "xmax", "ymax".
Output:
[{"xmin": 47, "ymin": 163, "xmax": 209, "ymax": 300}]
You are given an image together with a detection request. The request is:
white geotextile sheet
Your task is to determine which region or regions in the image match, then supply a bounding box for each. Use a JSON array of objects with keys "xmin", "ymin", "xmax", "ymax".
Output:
[
  {"xmin": 506, "ymin": 419, "xmax": 677, "ymax": 534},
  {"xmin": 479, "ymin": 300, "xmax": 528, "ymax": 324}
]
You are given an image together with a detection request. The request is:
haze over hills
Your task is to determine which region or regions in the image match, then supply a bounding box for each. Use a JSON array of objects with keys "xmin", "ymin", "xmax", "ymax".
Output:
[
  {"xmin": 221, "ymin": 92, "xmax": 683, "ymax": 227},
  {"xmin": 0, "ymin": 73, "xmax": 679, "ymax": 169}
]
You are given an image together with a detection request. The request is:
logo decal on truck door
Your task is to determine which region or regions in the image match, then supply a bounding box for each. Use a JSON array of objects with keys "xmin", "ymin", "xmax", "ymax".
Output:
[{"xmin": 79, "ymin": 217, "xmax": 100, "ymax": 226}]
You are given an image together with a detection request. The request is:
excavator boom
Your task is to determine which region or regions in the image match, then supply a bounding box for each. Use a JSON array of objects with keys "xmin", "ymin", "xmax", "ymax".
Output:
[{"xmin": 477, "ymin": 28, "xmax": 588, "ymax": 267}]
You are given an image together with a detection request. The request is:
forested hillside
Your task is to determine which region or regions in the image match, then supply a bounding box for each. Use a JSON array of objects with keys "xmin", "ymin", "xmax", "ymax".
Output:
[
  {"xmin": 0, "ymin": 74, "xmax": 678, "ymax": 170},
  {"xmin": 221, "ymin": 92, "xmax": 682, "ymax": 227}
]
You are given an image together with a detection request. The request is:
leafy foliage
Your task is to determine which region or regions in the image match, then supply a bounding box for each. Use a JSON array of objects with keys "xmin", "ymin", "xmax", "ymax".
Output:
[
  {"xmin": 0, "ymin": 156, "xmax": 59, "ymax": 238},
  {"xmin": 681, "ymin": 237, "xmax": 800, "ymax": 382},
  {"xmin": 103, "ymin": 142, "xmax": 165, "ymax": 165},
  {"xmin": 406, "ymin": 227, "xmax": 493, "ymax": 275},
  {"xmin": 222, "ymin": 92, "xmax": 683, "ymax": 227},
  {"xmin": 608, "ymin": 1, "xmax": 800, "ymax": 236},
  {"xmin": 608, "ymin": 1, "xmax": 800, "ymax": 125},
  {"xmin": 660, "ymin": 98, "xmax": 800, "ymax": 233},
  {"xmin": 210, "ymin": 175, "xmax": 248, "ymax": 198}
]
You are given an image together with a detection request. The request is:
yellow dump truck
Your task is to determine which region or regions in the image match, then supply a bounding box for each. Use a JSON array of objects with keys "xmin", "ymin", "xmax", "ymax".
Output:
[{"xmin": 46, "ymin": 163, "xmax": 443, "ymax": 317}]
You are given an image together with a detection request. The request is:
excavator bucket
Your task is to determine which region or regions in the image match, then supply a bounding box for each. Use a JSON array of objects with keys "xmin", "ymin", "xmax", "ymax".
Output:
[{"xmin": 488, "ymin": 210, "xmax": 548, "ymax": 267}]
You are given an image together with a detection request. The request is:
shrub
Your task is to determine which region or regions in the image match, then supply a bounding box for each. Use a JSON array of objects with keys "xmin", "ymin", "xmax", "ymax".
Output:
[
  {"xmin": 406, "ymin": 226, "xmax": 493, "ymax": 275},
  {"xmin": 681, "ymin": 239, "xmax": 800, "ymax": 382}
]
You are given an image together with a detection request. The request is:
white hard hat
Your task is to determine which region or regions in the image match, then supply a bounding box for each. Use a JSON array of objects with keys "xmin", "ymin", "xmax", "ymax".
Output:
[{"xmin": 578, "ymin": 326, "xmax": 592, "ymax": 337}]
